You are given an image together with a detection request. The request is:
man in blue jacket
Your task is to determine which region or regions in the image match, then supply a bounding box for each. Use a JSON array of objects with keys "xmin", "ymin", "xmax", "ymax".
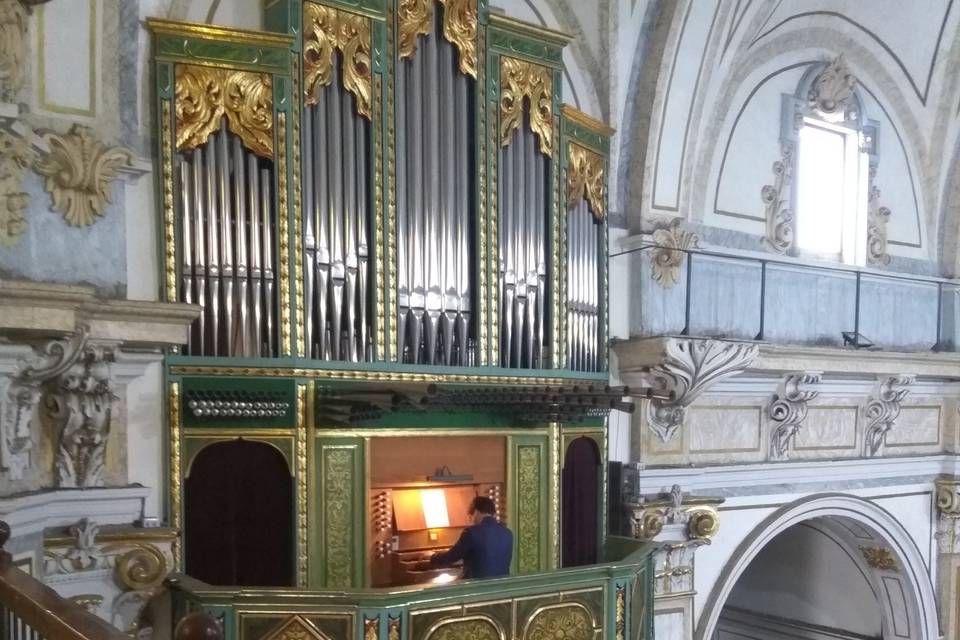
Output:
[{"xmin": 430, "ymin": 496, "xmax": 512, "ymax": 579}]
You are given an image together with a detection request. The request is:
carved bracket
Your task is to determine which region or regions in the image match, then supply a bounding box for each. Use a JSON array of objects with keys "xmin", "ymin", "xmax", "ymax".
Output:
[
  {"xmin": 639, "ymin": 339, "xmax": 759, "ymax": 442},
  {"xmin": 650, "ymin": 219, "xmax": 699, "ymax": 288},
  {"xmin": 0, "ymin": 326, "xmax": 90, "ymax": 480},
  {"xmin": 861, "ymin": 375, "xmax": 914, "ymax": 458},
  {"xmin": 767, "ymin": 371, "xmax": 821, "ymax": 461}
]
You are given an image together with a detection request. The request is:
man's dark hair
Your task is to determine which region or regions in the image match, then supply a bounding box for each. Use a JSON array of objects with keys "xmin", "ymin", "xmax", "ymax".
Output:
[{"xmin": 470, "ymin": 496, "xmax": 497, "ymax": 516}]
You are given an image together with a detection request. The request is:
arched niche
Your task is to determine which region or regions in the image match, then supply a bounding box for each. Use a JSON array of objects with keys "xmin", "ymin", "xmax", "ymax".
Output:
[
  {"xmin": 561, "ymin": 436, "xmax": 601, "ymax": 567},
  {"xmin": 696, "ymin": 494, "xmax": 939, "ymax": 640},
  {"xmin": 184, "ymin": 439, "xmax": 295, "ymax": 587}
]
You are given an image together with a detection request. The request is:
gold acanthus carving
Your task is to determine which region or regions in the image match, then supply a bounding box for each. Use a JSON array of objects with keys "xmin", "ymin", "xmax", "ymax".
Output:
[
  {"xmin": 302, "ymin": 3, "xmax": 372, "ymax": 119},
  {"xmin": 265, "ymin": 615, "xmax": 328, "ymax": 640},
  {"xmin": 174, "ymin": 64, "xmax": 274, "ymax": 158},
  {"xmin": 0, "ymin": 0, "xmax": 27, "ymax": 101},
  {"xmin": 0, "ymin": 127, "xmax": 35, "ymax": 246},
  {"xmin": 566, "ymin": 143, "xmax": 605, "ymax": 220},
  {"xmin": 859, "ymin": 546, "xmax": 898, "ymax": 573},
  {"xmin": 500, "ymin": 57, "xmax": 553, "ymax": 157},
  {"xmin": 397, "ymin": 0, "xmax": 478, "ymax": 78},
  {"xmin": 364, "ymin": 618, "xmax": 378, "ymax": 640},
  {"xmin": 524, "ymin": 604, "xmax": 594, "ymax": 640},
  {"xmin": 33, "ymin": 125, "xmax": 134, "ymax": 227},
  {"xmin": 426, "ymin": 617, "xmax": 501, "ymax": 640},
  {"xmin": 615, "ymin": 586, "xmax": 626, "ymax": 640}
]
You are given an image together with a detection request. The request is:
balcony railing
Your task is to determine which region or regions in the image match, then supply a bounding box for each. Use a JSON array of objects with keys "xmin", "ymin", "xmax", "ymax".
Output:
[
  {"xmin": 166, "ymin": 536, "xmax": 655, "ymax": 640},
  {"xmin": 612, "ymin": 243, "xmax": 960, "ymax": 352}
]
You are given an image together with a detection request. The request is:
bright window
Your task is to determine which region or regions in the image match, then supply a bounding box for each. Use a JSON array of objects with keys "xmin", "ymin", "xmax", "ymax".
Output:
[{"xmin": 795, "ymin": 118, "xmax": 868, "ymax": 265}]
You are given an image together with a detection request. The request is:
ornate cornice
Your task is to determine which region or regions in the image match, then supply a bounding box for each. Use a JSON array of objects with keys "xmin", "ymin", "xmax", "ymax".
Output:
[
  {"xmin": 302, "ymin": 3, "xmax": 373, "ymax": 119},
  {"xmin": 768, "ymin": 371, "xmax": 821, "ymax": 461},
  {"xmin": 565, "ymin": 142, "xmax": 605, "ymax": 220},
  {"xmin": 650, "ymin": 219, "xmax": 698, "ymax": 288},
  {"xmin": 500, "ymin": 56, "xmax": 552, "ymax": 156},
  {"xmin": 617, "ymin": 338, "xmax": 759, "ymax": 443},
  {"xmin": 174, "ymin": 64, "xmax": 274, "ymax": 156},
  {"xmin": 862, "ymin": 375, "xmax": 914, "ymax": 458}
]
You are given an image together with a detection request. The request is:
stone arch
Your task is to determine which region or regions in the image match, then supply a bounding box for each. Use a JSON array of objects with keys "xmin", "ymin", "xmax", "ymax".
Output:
[{"xmin": 695, "ymin": 493, "xmax": 939, "ymax": 640}]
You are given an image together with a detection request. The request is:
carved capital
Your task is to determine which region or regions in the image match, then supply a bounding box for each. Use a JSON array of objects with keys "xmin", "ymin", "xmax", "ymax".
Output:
[
  {"xmin": 637, "ymin": 339, "xmax": 759, "ymax": 442},
  {"xmin": 650, "ymin": 219, "xmax": 699, "ymax": 288},
  {"xmin": 768, "ymin": 371, "xmax": 821, "ymax": 461},
  {"xmin": 861, "ymin": 375, "xmax": 913, "ymax": 458},
  {"xmin": 627, "ymin": 484, "xmax": 723, "ymax": 543}
]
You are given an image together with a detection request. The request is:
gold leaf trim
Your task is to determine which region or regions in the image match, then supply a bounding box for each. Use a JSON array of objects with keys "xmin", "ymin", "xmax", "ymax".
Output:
[
  {"xmin": 500, "ymin": 57, "xmax": 552, "ymax": 156},
  {"xmin": 397, "ymin": 0, "xmax": 432, "ymax": 60},
  {"xmin": 33, "ymin": 124, "xmax": 134, "ymax": 227},
  {"xmin": 302, "ymin": 3, "xmax": 373, "ymax": 119},
  {"xmin": 439, "ymin": 0, "xmax": 478, "ymax": 78},
  {"xmin": 174, "ymin": 64, "xmax": 274, "ymax": 158},
  {"xmin": 565, "ymin": 142, "xmax": 605, "ymax": 220}
]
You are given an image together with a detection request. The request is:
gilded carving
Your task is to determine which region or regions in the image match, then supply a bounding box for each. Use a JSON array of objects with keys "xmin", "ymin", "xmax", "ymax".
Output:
[
  {"xmin": 32, "ymin": 125, "xmax": 133, "ymax": 227},
  {"xmin": 278, "ymin": 112, "xmax": 292, "ymax": 356},
  {"xmin": 640, "ymin": 339, "xmax": 759, "ymax": 443},
  {"xmin": 364, "ymin": 618, "xmax": 378, "ymax": 640},
  {"xmin": 439, "ymin": 0, "xmax": 478, "ymax": 78},
  {"xmin": 760, "ymin": 144, "xmax": 794, "ymax": 254},
  {"xmin": 859, "ymin": 546, "xmax": 898, "ymax": 572},
  {"xmin": 174, "ymin": 64, "xmax": 274, "ymax": 158},
  {"xmin": 324, "ymin": 448, "xmax": 353, "ymax": 587},
  {"xmin": 169, "ymin": 382, "xmax": 183, "ymax": 568},
  {"xmin": 161, "ymin": 100, "xmax": 177, "ymax": 301},
  {"xmin": 866, "ymin": 166, "xmax": 891, "ymax": 266},
  {"xmin": 264, "ymin": 615, "xmax": 328, "ymax": 640},
  {"xmin": 0, "ymin": 124, "xmax": 33, "ymax": 247},
  {"xmin": 296, "ymin": 385, "xmax": 308, "ymax": 586},
  {"xmin": 517, "ymin": 445, "xmax": 541, "ymax": 574},
  {"xmin": 397, "ymin": 0, "xmax": 433, "ymax": 59},
  {"xmin": 768, "ymin": 372, "xmax": 821, "ymax": 461},
  {"xmin": 113, "ymin": 544, "xmax": 167, "ymax": 591},
  {"xmin": 566, "ymin": 142, "xmax": 605, "ymax": 220},
  {"xmin": 615, "ymin": 586, "xmax": 626, "ymax": 640},
  {"xmin": 524, "ymin": 604, "xmax": 594, "ymax": 640},
  {"xmin": 650, "ymin": 219, "xmax": 698, "ymax": 289},
  {"xmin": 0, "ymin": 0, "xmax": 27, "ymax": 101},
  {"xmin": 302, "ymin": 3, "xmax": 372, "ymax": 119},
  {"xmin": 808, "ymin": 55, "xmax": 857, "ymax": 117},
  {"xmin": 500, "ymin": 57, "xmax": 552, "ymax": 157},
  {"xmin": 427, "ymin": 617, "xmax": 501, "ymax": 640},
  {"xmin": 862, "ymin": 375, "xmax": 913, "ymax": 458},
  {"xmin": 388, "ymin": 616, "xmax": 401, "ymax": 640}
]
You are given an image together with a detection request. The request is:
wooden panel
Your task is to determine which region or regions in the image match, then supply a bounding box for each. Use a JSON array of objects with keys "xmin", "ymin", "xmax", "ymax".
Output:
[{"xmin": 370, "ymin": 436, "xmax": 506, "ymax": 486}]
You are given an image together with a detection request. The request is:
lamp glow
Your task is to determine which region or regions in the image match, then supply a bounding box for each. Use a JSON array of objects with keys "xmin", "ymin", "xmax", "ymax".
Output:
[
  {"xmin": 420, "ymin": 489, "xmax": 450, "ymax": 529},
  {"xmin": 431, "ymin": 572, "xmax": 457, "ymax": 585}
]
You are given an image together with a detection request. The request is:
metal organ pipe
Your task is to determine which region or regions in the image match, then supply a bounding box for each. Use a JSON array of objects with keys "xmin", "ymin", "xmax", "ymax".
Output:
[
  {"xmin": 176, "ymin": 118, "xmax": 278, "ymax": 358},
  {"xmin": 396, "ymin": 13, "xmax": 474, "ymax": 366},
  {"xmin": 566, "ymin": 198, "xmax": 599, "ymax": 371}
]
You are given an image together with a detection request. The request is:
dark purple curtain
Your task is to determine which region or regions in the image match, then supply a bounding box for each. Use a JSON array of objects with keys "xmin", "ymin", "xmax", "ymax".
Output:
[
  {"xmin": 185, "ymin": 439, "xmax": 294, "ymax": 586},
  {"xmin": 562, "ymin": 437, "xmax": 600, "ymax": 567}
]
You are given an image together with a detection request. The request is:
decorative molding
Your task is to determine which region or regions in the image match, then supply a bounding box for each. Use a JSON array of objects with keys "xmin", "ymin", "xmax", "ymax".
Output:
[
  {"xmin": 364, "ymin": 618, "xmax": 379, "ymax": 640},
  {"xmin": 0, "ymin": 0, "xmax": 27, "ymax": 101},
  {"xmin": 615, "ymin": 585, "xmax": 626, "ymax": 640},
  {"xmin": 397, "ymin": 0, "xmax": 432, "ymax": 60},
  {"xmin": 438, "ymin": 0, "xmax": 478, "ymax": 78},
  {"xmin": 650, "ymin": 219, "xmax": 699, "ymax": 288},
  {"xmin": 174, "ymin": 64, "xmax": 275, "ymax": 157},
  {"xmin": 427, "ymin": 617, "xmax": 501, "ymax": 640},
  {"xmin": 808, "ymin": 54, "xmax": 857, "ymax": 117},
  {"xmin": 32, "ymin": 125, "xmax": 134, "ymax": 227},
  {"xmin": 0, "ymin": 124, "xmax": 35, "ymax": 246},
  {"xmin": 767, "ymin": 372, "xmax": 821, "ymax": 461},
  {"xmin": 859, "ymin": 545, "xmax": 898, "ymax": 572},
  {"xmin": 516, "ymin": 444, "xmax": 541, "ymax": 573},
  {"xmin": 525, "ymin": 604, "xmax": 593, "ymax": 640},
  {"xmin": 935, "ymin": 478, "xmax": 960, "ymax": 554},
  {"xmin": 566, "ymin": 142, "xmax": 605, "ymax": 220},
  {"xmin": 866, "ymin": 166, "xmax": 891, "ymax": 266},
  {"xmin": 760, "ymin": 143, "xmax": 794, "ymax": 254},
  {"xmin": 264, "ymin": 615, "xmax": 328, "ymax": 640},
  {"xmin": 388, "ymin": 616, "xmax": 401, "ymax": 640},
  {"xmin": 46, "ymin": 341, "xmax": 117, "ymax": 488},
  {"xmin": 861, "ymin": 375, "xmax": 914, "ymax": 458},
  {"xmin": 653, "ymin": 542, "xmax": 697, "ymax": 597},
  {"xmin": 500, "ymin": 56, "xmax": 552, "ymax": 156},
  {"xmin": 302, "ymin": 3, "xmax": 373, "ymax": 119},
  {"xmin": 637, "ymin": 339, "xmax": 759, "ymax": 443},
  {"xmin": 627, "ymin": 484, "xmax": 723, "ymax": 544}
]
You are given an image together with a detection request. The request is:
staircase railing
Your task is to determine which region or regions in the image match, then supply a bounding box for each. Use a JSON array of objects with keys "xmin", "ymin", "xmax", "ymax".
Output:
[{"xmin": 0, "ymin": 520, "xmax": 221, "ymax": 640}]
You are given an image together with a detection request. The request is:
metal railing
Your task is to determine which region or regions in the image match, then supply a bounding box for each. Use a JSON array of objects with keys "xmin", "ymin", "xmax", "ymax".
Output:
[{"xmin": 611, "ymin": 243, "xmax": 958, "ymax": 351}]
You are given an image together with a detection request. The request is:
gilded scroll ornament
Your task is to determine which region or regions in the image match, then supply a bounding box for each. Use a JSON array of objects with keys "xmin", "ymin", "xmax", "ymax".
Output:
[
  {"xmin": 650, "ymin": 219, "xmax": 698, "ymax": 288},
  {"xmin": 397, "ymin": 0, "xmax": 433, "ymax": 59},
  {"xmin": 32, "ymin": 125, "xmax": 133, "ymax": 227},
  {"xmin": 439, "ymin": 0, "xmax": 478, "ymax": 78},
  {"xmin": 859, "ymin": 546, "xmax": 898, "ymax": 572},
  {"xmin": 113, "ymin": 544, "xmax": 167, "ymax": 591},
  {"xmin": 302, "ymin": 3, "xmax": 372, "ymax": 119},
  {"xmin": 324, "ymin": 448, "xmax": 354, "ymax": 587},
  {"xmin": 174, "ymin": 64, "xmax": 274, "ymax": 158},
  {"xmin": 0, "ymin": 0, "xmax": 27, "ymax": 101},
  {"xmin": 524, "ymin": 604, "xmax": 593, "ymax": 640},
  {"xmin": 500, "ymin": 57, "xmax": 553, "ymax": 156},
  {"xmin": 0, "ymin": 127, "xmax": 34, "ymax": 246},
  {"xmin": 566, "ymin": 143, "xmax": 605, "ymax": 220}
]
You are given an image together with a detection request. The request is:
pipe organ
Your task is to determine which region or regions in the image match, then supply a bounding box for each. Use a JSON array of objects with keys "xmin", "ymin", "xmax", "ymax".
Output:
[{"xmin": 151, "ymin": 0, "xmax": 612, "ymax": 374}]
